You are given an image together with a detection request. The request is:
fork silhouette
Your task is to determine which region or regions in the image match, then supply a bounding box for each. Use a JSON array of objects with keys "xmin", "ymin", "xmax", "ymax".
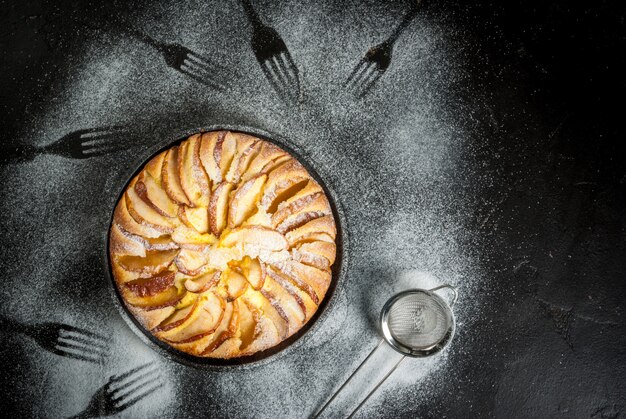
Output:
[
  {"xmin": 0, "ymin": 126, "xmax": 132, "ymax": 162},
  {"xmin": 0, "ymin": 315, "xmax": 110, "ymax": 363},
  {"xmin": 124, "ymin": 28, "xmax": 230, "ymax": 91},
  {"xmin": 241, "ymin": 0, "xmax": 301, "ymax": 104},
  {"xmin": 69, "ymin": 363, "xmax": 164, "ymax": 418},
  {"xmin": 345, "ymin": 1, "xmax": 421, "ymax": 98}
]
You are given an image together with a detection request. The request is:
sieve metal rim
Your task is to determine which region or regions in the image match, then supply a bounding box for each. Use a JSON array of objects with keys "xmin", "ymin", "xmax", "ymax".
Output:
[{"xmin": 379, "ymin": 288, "xmax": 455, "ymax": 358}]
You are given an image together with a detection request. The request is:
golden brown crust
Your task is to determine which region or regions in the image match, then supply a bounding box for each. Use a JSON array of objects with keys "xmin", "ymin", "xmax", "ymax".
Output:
[{"xmin": 109, "ymin": 131, "xmax": 337, "ymax": 358}]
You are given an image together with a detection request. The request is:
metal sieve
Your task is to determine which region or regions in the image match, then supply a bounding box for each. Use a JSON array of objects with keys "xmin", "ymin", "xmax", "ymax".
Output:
[{"xmin": 314, "ymin": 284, "xmax": 457, "ymax": 418}]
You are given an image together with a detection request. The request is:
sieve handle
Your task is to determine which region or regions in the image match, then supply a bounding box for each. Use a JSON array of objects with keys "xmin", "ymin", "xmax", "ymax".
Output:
[
  {"xmin": 429, "ymin": 284, "xmax": 458, "ymax": 307},
  {"xmin": 312, "ymin": 339, "xmax": 385, "ymax": 418}
]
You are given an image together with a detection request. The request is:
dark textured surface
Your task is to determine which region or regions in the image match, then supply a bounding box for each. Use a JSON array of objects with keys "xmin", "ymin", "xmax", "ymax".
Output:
[{"xmin": 1, "ymin": 0, "xmax": 625, "ymax": 418}]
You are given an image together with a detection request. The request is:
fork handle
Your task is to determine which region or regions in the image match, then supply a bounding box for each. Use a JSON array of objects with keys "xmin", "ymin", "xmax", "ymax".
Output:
[
  {"xmin": 0, "ymin": 143, "xmax": 37, "ymax": 164},
  {"xmin": 241, "ymin": 0, "xmax": 264, "ymax": 29},
  {"xmin": 388, "ymin": 0, "xmax": 422, "ymax": 43}
]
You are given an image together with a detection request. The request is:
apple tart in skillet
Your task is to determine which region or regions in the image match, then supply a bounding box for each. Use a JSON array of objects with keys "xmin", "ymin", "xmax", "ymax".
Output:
[{"xmin": 109, "ymin": 131, "xmax": 337, "ymax": 358}]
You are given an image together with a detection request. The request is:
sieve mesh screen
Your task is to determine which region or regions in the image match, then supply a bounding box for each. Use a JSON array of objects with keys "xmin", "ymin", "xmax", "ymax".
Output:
[{"xmin": 386, "ymin": 292, "xmax": 451, "ymax": 349}]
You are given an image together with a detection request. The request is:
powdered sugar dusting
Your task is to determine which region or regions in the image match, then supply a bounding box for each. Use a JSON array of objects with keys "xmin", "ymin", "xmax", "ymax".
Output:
[{"xmin": 0, "ymin": 0, "xmax": 487, "ymax": 416}]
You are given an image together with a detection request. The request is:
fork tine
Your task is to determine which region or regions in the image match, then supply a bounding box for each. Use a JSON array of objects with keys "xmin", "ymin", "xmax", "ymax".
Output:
[
  {"xmin": 56, "ymin": 338, "xmax": 107, "ymax": 357},
  {"xmin": 81, "ymin": 135, "xmax": 125, "ymax": 147},
  {"xmin": 350, "ymin": 63, "xmax": 376, "ymax": 93},
  {"xmin": 109, "ymin": 363, "xmax": 154, "ymax": 385},
  {"xmin": 178, "ymin": 67, "xmax": 226, "ymax": 91},
  {"xmin": 282, "ymin": 51, "xmax": 301, "ymax": 100},
  {"xmin": 267, "ymin": 58, "xmax": 289, "ymax": 91},
  {"xmin": 54, "ymin": 342, "xmax": 103, "ymax": 363},
  {"xmin": 275, "ymin": 54, "xmax": 296, "ymax": 87},
  {"xmin": 346, "ymin": 60, "xmax": 372, "ymax": 89},
  {"xmin": 180, "ymin": 61, "xmax": 231, "ymax": 90},
  {"xmin": 58, "ymin": 332, "xmax": 109, "ymax": 351},
  {"xmin": 111, "ymin": 369, "xmax": 160, "ymax": 399},
  {"xmin": 356, "ymin": 70, "xmax": 383, "ymax": 98},
  {"xmin": 260, "ymin": 61, "xmax": 291, "ymax": 103},
  {"xmin": 185, "ymin": 52, "xmax": 228, "ymax": 72},
  {"xmin": 115, "ymin": 380, "xmax": 164, "ymax": 411},
  {"xmin": 61, "ymin": 325, "xmax": 110, "ymax": 342},
  {"xmin": 345, "ymin": 59, "xmax": 366, "ymax": 86},
  {"xmin": 81, "ymin": 145, "xmax": 130, "ymax": 157}
]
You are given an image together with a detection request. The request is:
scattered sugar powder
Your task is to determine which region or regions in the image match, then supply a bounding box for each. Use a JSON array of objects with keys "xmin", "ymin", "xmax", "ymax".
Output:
[{"xmin": 1, "ymin": 0, "xmax": 490, "ymax": 417}]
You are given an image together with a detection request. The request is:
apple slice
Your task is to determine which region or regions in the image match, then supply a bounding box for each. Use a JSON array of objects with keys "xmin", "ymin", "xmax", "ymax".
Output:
[
  {"xmin": 268, "ymin": 269, "xmax": 317, "ymax": 319},
  {"xmin": 285, "ymin": 215, "xmax": 337, "ymax": 244},
  {"xmin": 201, "ymin": 300, "xmax": 240, "ymax": 356},
  {"xmin": 159, "ymin": 292, "xmax": 229, "ymax": 344},
  {"xmin": 135, "ymin": 171, "xmax": 178, "ymax": 218},
  {"xmin": 258, "ymin": 289, "xmax": 290, "ymax": 339},
  {"xmin": 123, "ymin": 281, "xmax": 184, "ymax": 311},
  {"xmin": 208, "ymin": 182, "xmax": 235, "ymax": 235},
  {"xmin": 237, "ymin": 299, "xmax": 260, "ymax": 351},
  {"xmin": 113, "ymin": 199, "xmax": 164, "ymax": 239},
  {"xmin": 225, "ymin": 269, "xmax": 249, "ymax": 301},
  {"xmin": 264, "ymin": 274, "xmax": 305, "ymax": 326},
  {"xmin": 110, "ymin": 223, "xmax": 146, "ymax": 257},
  {"xmin": 241, "ymin": 142, "xmax": 288, "ymax": 182},
  {"xmin": 126, "ymin": 180, "xmax": 175, "ymax": 233},
  {"xmin": 159, "ymin": 292, "xmax": 225, "ymax": 343},
  {"xmin": 228, "ymin": 174, "xmax": 266, "ymax": 228},
  {"xmin": 162, "ymin": 148, "xmax": 191, "ymax": 205},
  {"xmin": 218, "ymin": 132, "xmax": 238, "ymax": 179},
  {"xmin": 259, "ymin": 160, "xmax": 310, "ymax": 211},
  {"xmin": 144, "ymin": 151, "xmax": 166, "ymax": 180},
  {"xmin": 117, "ymin": 250, "xmax": 178, "ymax": 278},
  {"xmin": 153, "ymin": 296, "xmax": 201, "ymax": 332},
  {"xmin": 199, "ymin": 131, "xmax": 224, "ymax": 184},
  {"xmin": 227, "ymin": 139, "xmax": 261, "ymax": 184},
  {"xmin": 175, "ymin": 248, "xmax": 210, "ymax": 276},
  {"xmin": 184, "ymin": 270, "xmax": 221, "ymax": 293},
  {"xmin": 267, "ymin": 264, "xmax": 320, "ymax": 305},
  {"xmin": 240, "ymin": 256, "xmax": 266, "ymax": 290},
  {"xmin": 171, "ymin": 226, "xmax": 217, "ymax": 249},
  {"xmin": 178, "ymin": 135, "xmax": 210, "ymax": 207},
  {"xmin": 291, "ymin": 247, "xmax": 331, "ymax": 270},
  {"xmin": 220, "ymin": 226, "xmax": 288, "ymax": 251},
  {"xmin": 224, "ymin": 133, "xmax": 257, "ymax": 183},
  {"xmin": 297, "ymin": 241, "xmax": 336, "ymax": 265},
  {"xmin": 179, "ymin": 205, "xmax": 209, "ymax": 233},
  {"xmin": 271, "ymin": 190, "xmax": 323, "ymax": 226},
  {"xmin": 124, "ymin": 271, "xmax": 176, "ymax": 297},
  {"xmin": 276, "ymin": 211, "xmax": 326, "ymax": 235}
]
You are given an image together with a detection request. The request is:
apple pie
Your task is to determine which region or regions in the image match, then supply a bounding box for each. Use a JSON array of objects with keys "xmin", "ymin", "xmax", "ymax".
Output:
[{"xmin": 109, "ymin": 131, "xmax": 337, "ymax": 358}]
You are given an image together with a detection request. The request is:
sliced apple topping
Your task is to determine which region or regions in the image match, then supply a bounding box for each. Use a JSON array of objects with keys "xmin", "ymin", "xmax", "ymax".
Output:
[
  {"xmin": 126, "ymin": 180, "xmax": 175, "ymax": 233},
  {"xmin": 179, "ymin": 205, "xmax": 209, "ymax": 233},
  {"xmin": 110, "ymin": 223, "xmax": 146, "ymax": 257},
  {"xmin": 285, "ymin": 215, "xmax": 337, "ymax": 245},
  {"xmin": 113, "ymin": 199, "xmax": 164, "ymax": 239},
  {"xmin": 228, "ymin": 174, "xmax": 266, "ymax": 228},
  {"xmin": 144, "ymin": 151, "xmax": 166, "ymax": 180},
  {"xmin": 260, "ymin": 160, "xmax": 310, "ymax": 211},
  {"xmin": 162, "ymin": 148, "xmax": 191, "ymax": 205},
  {"xmin": 208, "ymin": 182, "xmax": 235, "ymax": 235},
  {"xmin": 264, "ymin": 274, "xmax": 305, "ymax": 326},
  {"xmin": 237, "ymin": 299, "xmax": 261, "ymax": 351},
  {"xmin": 199, "ymin": 131, "xmax": 224, "ymax": 184},
  {"xmin": 118, "ymin": 250, "xmax": 178, "ymax": 278},
  {"xmin": 125, "ymin": 271, "xmax": 176, "ymax": 297},
  {"xmin": 178, "ymin": 135, "xmax": 210, "ymax": 207},
  {"xmin": 135, "ymin": 171, "xmax": 178, "ymax": 218},
  {"xmin": 220, "ymin": 226, "xmax": 288, "ymax": 251},
  {"xmin": 184, "ymin": 270, "xmax": 221, "ymax": 293},
  {"xmin": 110, "ymin": 131, "xmax": 338, "ymax": 358},
  {"xmin": 225, "ymin": 269, "xmax": 249, "ymax": 301},
  {"xmin": 175, "ymin": 248, "xmax": 210, "ymax": 276},
  {"xmin": 240, "ymin": 142, "xmax": 287, "ymax": 182},
  {"xmin": 271, "ymin": 190, "xmax": 324, "ymax": 226},
  {"xmin": 171, "ymin": 226, "xmax": 217, "ymax": 249},
  {"xmin": 159, "ymin": 292, "xmax": 225, "ymax": 343},
  {"xmin": 239, "ymin": 256, "xmax": 266, "ymax": 290},
  {"xmin": 227, "ymin": 139, "xmax": 261, "ymax": 184}
]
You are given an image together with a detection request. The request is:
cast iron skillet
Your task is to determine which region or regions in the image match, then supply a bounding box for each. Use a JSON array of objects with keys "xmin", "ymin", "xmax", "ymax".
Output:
[{"xmin": 103, "ymin": 124, "xmax": 348, "ymax": 368}]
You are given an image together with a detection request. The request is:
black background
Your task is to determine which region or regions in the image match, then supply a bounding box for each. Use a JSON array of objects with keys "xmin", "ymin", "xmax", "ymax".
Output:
[{"xmin": 1, "ymin": 0, "xmax": 625, "ymax": 417}]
